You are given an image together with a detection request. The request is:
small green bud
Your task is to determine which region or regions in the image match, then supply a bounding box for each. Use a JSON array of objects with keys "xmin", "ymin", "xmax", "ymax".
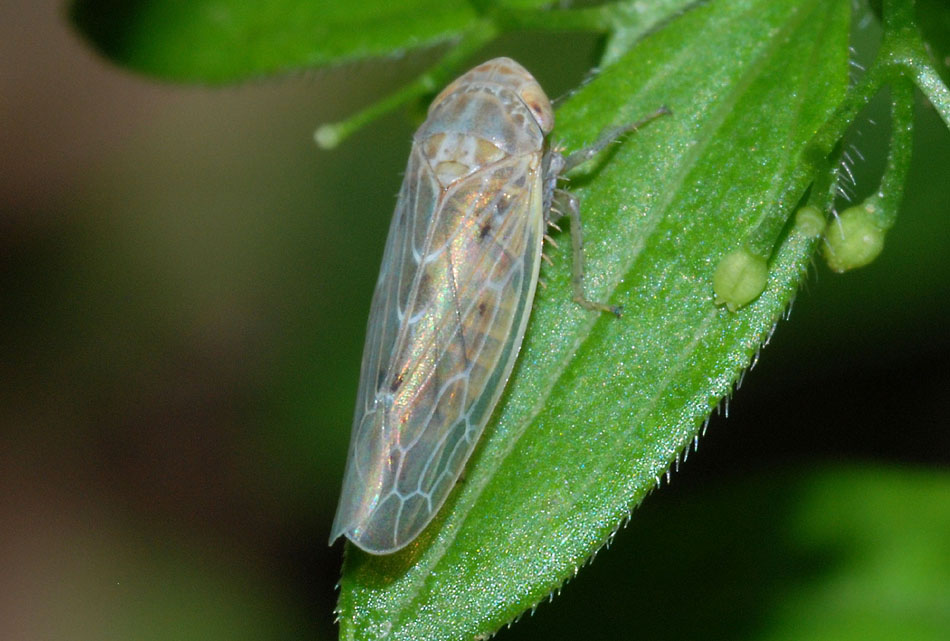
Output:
[
  {"xmin": 823, "ymin": 203, "xmax": 886, "ymax": 272},
  {"xmin": 793, "ymin": 205, "xmax": 826, "ymax": 238},
  {"xmin": 713, "ymin": 249, "xmax": 769, "ymax": 312}
]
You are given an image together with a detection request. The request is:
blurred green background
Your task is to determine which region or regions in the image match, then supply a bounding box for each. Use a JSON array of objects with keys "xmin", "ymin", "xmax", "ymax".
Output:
[{"xmin": 1, "ymin": 1, "xmax": 947, "ymax": 640}]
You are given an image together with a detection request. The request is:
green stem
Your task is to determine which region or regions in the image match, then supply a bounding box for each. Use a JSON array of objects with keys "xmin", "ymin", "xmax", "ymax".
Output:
[
  {"xmin": 804, "ymin": 0, "xmax": 946, "ymax": 163},
  {"xmin": 880, "ymin": 0, "xmax": 950, "ymax": 127},
  {"xmin": 761, "ymin": 0, "xmax": 939, "ymax": 267},
  {"xmin": 314, "ymin": 24, "xmax": 496, "ymax": 149},
  {"xmin": 869, "ymin": 77, "xmax": 915, "ymax": 230}
]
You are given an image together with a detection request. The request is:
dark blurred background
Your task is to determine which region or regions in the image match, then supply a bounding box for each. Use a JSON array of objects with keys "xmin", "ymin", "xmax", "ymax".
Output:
[{"xmin": 1, "ymin": 2, "xmax": 947, "ymax": 640}]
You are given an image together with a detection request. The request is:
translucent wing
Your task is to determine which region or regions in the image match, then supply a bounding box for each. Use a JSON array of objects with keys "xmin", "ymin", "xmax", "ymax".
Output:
[{"xmin": 330, "ymin": 145, "xmax": 545, "ymax": 553}]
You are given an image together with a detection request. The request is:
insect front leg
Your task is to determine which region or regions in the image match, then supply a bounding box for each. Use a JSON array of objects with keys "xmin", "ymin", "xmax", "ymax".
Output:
[
  {"xmin": 562, "ymin": 106, "xmax": 671, "ymax": 173},
  {"xmin": 548, "ymin": 189, "xmax": 623, "ymax": 317},
  {"xmin": 546, "ymin": 106, "xmax": 670, "ymax": 318}
]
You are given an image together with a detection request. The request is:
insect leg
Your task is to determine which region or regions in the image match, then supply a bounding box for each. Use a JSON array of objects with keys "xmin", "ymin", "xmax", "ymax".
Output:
[
  {"xmin": 548, "ymin": 106, "xmax": 670, "ymax": 316},
  {"xmin": 562, "ymin": 106, "xmax": 671, "ymax": 173},
  {"xmin": 550, "ymin": 188, "xmax": 623, "ymax": 317}
]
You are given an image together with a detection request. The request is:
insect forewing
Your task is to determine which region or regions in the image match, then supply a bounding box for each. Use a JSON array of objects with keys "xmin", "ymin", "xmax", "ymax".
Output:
[{"xmin": 330, "ymin": 58, "xmax": 555, "ymax": 554}]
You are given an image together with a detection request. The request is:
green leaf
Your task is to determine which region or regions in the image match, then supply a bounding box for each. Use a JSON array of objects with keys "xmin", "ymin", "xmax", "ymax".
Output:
[
  {"xmin": 69, "ymin": 0, "xmax": 481, "ymax": 83},
  {"xmin": 337, "ymin": 0, "xmax": 851, "ymax": 639},
  {"xmin": 67, "ymin": 0, "xmax": 698, "ymax": 85}
]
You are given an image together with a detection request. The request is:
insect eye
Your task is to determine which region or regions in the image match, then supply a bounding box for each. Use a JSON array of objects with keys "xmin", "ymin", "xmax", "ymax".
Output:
[{"xmin": 519, "ymin": 86, "xmax": 553, "ymax": 133}]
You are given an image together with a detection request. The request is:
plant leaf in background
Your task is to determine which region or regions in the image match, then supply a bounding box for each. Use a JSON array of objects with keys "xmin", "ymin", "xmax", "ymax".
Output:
[
  {"xmin": 68, "ymin": 0, "xmax": 696, "ymax": 83},
  {"xmin": 69, "ymin": 0, "xmax": 699, "ymax": 148},
  {"xmin": 69, "ymin": 0, "xmax": 481, "ymax": 82},
  {"xmin": 337, "ymin": 0, "xmax": 854, "ymax": 638},
  {"xmin": 504, "ymin": 466, "xmax": 950, "ymax": 640}
]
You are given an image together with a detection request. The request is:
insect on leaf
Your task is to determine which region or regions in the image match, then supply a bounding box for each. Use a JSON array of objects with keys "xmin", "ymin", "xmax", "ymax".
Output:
[{"xmin": 336, "ymin": 0, "xmax": 851, "ymax": 639}]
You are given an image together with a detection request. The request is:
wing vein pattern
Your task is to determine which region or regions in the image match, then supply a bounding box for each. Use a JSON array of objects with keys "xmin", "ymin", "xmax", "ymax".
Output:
[{"xmin": 331, "ymin": 58, "xmax": 552, "ymax": 553}]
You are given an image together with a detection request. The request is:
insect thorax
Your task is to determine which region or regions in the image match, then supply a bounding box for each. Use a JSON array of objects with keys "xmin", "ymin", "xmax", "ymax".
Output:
[{"xmin": 417, "ymin": 86, "xmax": 548, "ymax": 187}]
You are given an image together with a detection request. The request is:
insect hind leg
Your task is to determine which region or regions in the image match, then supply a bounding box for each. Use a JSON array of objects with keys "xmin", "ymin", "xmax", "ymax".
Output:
[{"xmin": 550, "ymin": 188, "xmax": 623, "ymax": 317}]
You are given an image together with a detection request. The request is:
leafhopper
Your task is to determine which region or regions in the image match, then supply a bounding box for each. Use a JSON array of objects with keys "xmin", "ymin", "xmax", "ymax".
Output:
[{"xmin": 330, "ymin": 58, "xmax": 666, "ymax": 554}]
